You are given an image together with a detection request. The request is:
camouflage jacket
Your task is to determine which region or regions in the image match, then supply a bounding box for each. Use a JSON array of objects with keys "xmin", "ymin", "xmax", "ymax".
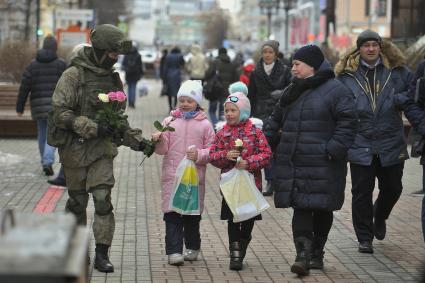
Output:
[{"xmin": 51, "ymin": 46, "xmax": 143, "ymax": 168}]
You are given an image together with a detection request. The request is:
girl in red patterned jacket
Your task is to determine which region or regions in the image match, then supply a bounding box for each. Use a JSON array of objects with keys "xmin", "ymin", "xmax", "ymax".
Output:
[{"xmin": 209, "ymin": 91, "xmax": 271, "ymax": 271}]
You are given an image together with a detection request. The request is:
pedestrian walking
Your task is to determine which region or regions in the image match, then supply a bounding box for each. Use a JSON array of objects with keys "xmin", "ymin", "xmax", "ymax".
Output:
[
  {"xmin": 248, "ymin": 40, "xmax": 291, "ymax": 196},
  {"xmin": 186, "ymin": 44, "xmax": 209, "ymax": 81},
  {"xmin": 263, "ymin": 45, "xmax": 356, "ymax": 275},
  {"xmin": 163, "ymin": 47, "xmax": 185, "ymax": 111},
  {"xmin": 151, "ymin": 80, "xmax": 215, "ymax": 266},
  {"xmin": 204, "ymin": 47, "xmax": 239, "ymax": 127},
  {"xmin": 49, "ymin": 24, "xmax": 155, "ymax": 273},
  {"xmin": 159, "ymin": 49, "xmax": 168, "ymax": 96},
  {"xmin": 335, "ymin": 30, "xmax": 412, "ymax": 253},
  {"xmin": 209, "ymin": 91, "xmax": 272, "ymax": 271},
  {"xmin": 16, "ymin": 35, "xmax": 67, "ymax": 176},
  {"xmin": 239, "ymin": 59, "xmax": 255, "ymax": 86},
  {"xmin": 122, "ymin": 43, "xmax": 143, "ymax": 108}
]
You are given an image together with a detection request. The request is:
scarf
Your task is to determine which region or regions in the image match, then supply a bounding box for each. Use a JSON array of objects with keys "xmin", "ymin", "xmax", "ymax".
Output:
[
  {"xmin": 263, "ymin": 61, "xmax": 275, "ymax": 76},
  {"xmin": 171, "ymin": 109, "xmax": 199, "ymax": 119}
]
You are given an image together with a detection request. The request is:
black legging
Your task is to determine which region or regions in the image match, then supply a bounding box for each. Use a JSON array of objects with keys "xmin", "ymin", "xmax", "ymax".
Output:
[
  {"xmin": 227, "ymin": 219, "xmax": 255, "ymax": 243},
  {"xmin": 292, "ymin": 209, "xmax": 333, "ymax": 240},
  {"xmin": 168, "ymin": 95, "xmax": 177, "ymax": 110}
]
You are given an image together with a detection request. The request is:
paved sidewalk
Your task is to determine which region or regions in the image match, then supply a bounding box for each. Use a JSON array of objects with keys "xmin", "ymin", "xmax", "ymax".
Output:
[{"xmin": 0, "ymin": 79, "xmax": 424, "ymax": 282}]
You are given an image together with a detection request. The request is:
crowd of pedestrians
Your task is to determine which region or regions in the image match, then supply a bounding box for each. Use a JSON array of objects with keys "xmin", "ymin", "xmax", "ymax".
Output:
[{"xmin": 18, "ymin": 25, "xmax": 425, "ymax": 278}]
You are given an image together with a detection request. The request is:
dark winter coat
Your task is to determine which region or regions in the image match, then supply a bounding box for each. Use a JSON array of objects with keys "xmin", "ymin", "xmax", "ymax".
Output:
[
  {"xmin": 335, "ymin": 41, "xmax": 412, "ymax": 167},
  {"xmin": 205, "ymin": 53, "xmax": 238, "ymax": 97},
  {"xmin": 164, "ymin": 50, "xmax": 185, "ymax": 97},
  {"xmin": 16, "ymin": 49, "xmax": 67, "ymax": 120},
  {"xmin": 248, "ymin": 58, "xmax": 292, "ymax": 121},
  {"xmin": 122, "ymin": 47, "xmax": 143, "ymax": 83},
  {"xmin": 264, "ymin": 61, "xmax": 356, "ymax": 211}
]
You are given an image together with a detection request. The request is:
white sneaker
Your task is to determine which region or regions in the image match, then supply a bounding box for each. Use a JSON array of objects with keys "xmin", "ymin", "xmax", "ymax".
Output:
[
  {"xmin": 168, "ymin": 253, "xmax": 184, "ymax": 266},
  {"xmin": 183, "ymin": 249, "xmax": 199, "ymax": 261}
]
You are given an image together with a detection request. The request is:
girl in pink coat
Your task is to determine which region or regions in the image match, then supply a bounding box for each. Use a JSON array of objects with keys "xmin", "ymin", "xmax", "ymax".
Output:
[{"xmin": 152, "ymin": 80, "xmax": 215, "ymax": 266}]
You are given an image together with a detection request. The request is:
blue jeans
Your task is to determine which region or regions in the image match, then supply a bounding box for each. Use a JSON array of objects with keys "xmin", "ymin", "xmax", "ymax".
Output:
[
  {"xmin": 127, "ymin": 82, "xmax": 137, "ymax": 107},
  {"xmin": 208, "ymin": 96, "xmax": 226, "ymax": 127},
  {"xmin": 36, "ymin": 119, "xmax": 55, "ymax": 167},
  {"xmin": 264, "ymin": 157, "xmax": 275, "ymax": 182}
]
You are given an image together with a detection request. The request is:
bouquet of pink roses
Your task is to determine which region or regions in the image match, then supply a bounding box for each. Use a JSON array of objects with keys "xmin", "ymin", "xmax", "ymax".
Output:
[{"xmin": 95, "ymin": 91, "xmax": 128, "ymax": 132}]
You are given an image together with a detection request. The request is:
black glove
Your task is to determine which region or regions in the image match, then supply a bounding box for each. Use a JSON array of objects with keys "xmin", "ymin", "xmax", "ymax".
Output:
[
  {"xmin": 139, "ymin": 138, "xmax": 155, "ymax": 157},
  {"xmin": 97, "ymin": 124, "xmax": 114, "ymax": 138}
]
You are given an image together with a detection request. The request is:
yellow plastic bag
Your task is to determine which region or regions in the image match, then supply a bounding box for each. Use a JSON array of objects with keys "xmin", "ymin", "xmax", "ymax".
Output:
[
  {"xmin": 220, "ymin": 168, "xmax": 270, "ymax": 222},
  {"xmin": 169, "ymin": 157, "xmax": 200, "ymax": 215}
]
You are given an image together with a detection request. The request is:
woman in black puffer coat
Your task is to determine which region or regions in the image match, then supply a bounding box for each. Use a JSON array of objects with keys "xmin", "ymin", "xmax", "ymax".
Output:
[
  {"xmin": 248, "ymin": 40, "xmax": 291, "ymax": 196},
  {"xmin": 263, "ymin": 45, "xmax": 356, "ymax": 276}
]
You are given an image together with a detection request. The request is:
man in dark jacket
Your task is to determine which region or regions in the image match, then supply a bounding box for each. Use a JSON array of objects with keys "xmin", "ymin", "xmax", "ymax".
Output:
[
  {"xmin": 205, "ymin": 47, "xmax": 238, "ymax": 127},
  {"xmin": 16, "ymin": 35, "xmax": 67, "ymax": 176},
  {"xmin": 335, "ymin": 30, "xmax": 412, "ymax": 253},
  {"xmin": 122, "ymin": 44, "xmax": 143, "ymax": 108}
]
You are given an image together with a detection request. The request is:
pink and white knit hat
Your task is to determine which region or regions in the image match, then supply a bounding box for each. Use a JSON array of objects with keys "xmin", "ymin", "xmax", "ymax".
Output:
[{"xmin": 224, "ymin": 91, "xmax": 251, "ymax": 121}]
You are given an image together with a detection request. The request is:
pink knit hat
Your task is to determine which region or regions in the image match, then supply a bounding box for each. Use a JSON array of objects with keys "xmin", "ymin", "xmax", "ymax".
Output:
[{"xmin": 224, "ymin": 91, "xmax": 251, "ymax": 121}]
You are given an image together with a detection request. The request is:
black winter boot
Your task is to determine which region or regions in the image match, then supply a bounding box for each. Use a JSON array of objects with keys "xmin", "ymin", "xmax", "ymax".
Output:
[
  {"xmin": 229, "ymin": 242, "xmax": 243, "ymax": 271},
  {"xmin": 310, "ymin": 235, "xmax": 327, "ymax": 269},
  {"xmin": 262, "ymin": 181, "xmax": 273, "ymax": 196},
  {"xmin": 290, "ymin": 237, "xmax": 312, "ymax": 276},
  {"xmin": 94, "ymin": 244, "xmax": 114, "ymax": 273},
  {"xmin": 240, "ymin": 236, "xmax": 252, "ymax": 260}
]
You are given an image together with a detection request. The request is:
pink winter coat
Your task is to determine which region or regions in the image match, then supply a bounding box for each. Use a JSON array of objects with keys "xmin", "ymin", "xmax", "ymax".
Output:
[{"xmin": 154, "ymin": 110, "xmax": 215, "ymax": 213}]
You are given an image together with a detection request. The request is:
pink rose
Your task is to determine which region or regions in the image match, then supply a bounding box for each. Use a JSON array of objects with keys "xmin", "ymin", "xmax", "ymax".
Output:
[
  {"xmin": 107, "ymin": 91, "xmax": 118, "ymax": 101},
  {"xmin": 115, "ymin": 91, "xmax": 127, "ymax": 102}
]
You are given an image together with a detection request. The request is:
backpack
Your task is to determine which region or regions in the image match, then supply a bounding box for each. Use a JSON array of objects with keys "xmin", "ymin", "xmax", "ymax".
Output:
[{"xmin": 203, "ymin": 70, "xmax": 224, "ymax": 101}]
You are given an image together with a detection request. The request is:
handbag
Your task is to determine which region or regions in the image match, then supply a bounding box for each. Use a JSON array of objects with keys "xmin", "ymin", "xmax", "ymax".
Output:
[{"xmin": 410, "ymin": 128, "xmax": 425, "ymax": 158}]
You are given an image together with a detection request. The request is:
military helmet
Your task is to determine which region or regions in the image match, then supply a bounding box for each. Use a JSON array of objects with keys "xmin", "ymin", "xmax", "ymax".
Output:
[{"xmin": 90, "ymin": 24, "xmax": 132, "ymax": 54}]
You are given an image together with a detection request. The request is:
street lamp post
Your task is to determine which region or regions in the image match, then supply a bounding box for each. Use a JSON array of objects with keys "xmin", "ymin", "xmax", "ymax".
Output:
[
  {"xmin": 259, "ymin": 0, "xmax": 276, "ymax": 39},
  {"xmin": 275, "ymin": 0, "xmax": 296, "ymax": 52}
]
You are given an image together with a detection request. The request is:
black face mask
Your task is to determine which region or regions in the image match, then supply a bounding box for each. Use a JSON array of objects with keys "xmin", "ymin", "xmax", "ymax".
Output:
[
  {"xmin": 92, "ymin": 47, "xmax": 118, "ymax": 70},
  {"xmin": 100, "ymin": 56, "xmax": 118, "ymax": 70}
]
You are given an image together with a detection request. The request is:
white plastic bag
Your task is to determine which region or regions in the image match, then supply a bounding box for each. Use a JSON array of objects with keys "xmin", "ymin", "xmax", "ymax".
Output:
[
  {"xmin": 138, "ymin": 80, "xmax": 149, "ymax": 97},
  {"xmin": 169, "ymin": 155, "xmax": 200, "ymax": 215},
  {"xmin": 220, "ymin": 168, "xmax": 270, "ymax": 222}
]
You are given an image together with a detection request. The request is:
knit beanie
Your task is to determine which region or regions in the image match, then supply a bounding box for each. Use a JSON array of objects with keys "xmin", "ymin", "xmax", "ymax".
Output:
[
  {"xmin": 42, "ymin": 35, "xmax": 57, "ymax": 51},
  {"xmin": 228, "ymin": 82, "xmax": 248, "ymax": 96},
  {"xmin": 224, "ymin": 91, "xmax": 251, "ymax": 121},
  {"xmin": 356, "ymin": 29, "xmax": 382, "ymax": 49},
  {"xmin": 262, "ymin": 40, "xmax": 279, "ymax": 55},
  {"xmin": 292, "ymin": 45, "xmax": 324, "ymax": 70},
  {"xmin": 177, "ymin": 80, "xmax": 203, "ymax": 105}
]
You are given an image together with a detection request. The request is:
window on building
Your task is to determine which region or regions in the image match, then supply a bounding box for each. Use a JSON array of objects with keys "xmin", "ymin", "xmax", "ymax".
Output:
[{"xmin": 377, "ymin": 0, "xmax": 387, "ymax": 17}]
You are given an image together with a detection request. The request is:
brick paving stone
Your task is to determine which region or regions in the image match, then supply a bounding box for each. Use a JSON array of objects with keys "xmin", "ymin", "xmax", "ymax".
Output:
[{"xmin": 0, "ymin": 78, "xmax": 424, "ymax": 282}]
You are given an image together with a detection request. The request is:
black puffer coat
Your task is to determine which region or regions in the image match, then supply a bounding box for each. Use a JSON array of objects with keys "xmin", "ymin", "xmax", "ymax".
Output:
[
  {"xmin": 122, "ymin": 47, "xmax": 143, "ymax": 83},
  {"xmin": 264, "ymin": 61, "xmax": 356, "ymax": 211},
  {"xmin": 248, "ymin": 58, "xmax": 291, "ymax": 121},
  {"xmin": 16, "ymin": 49, "xmax": 66, "ymax": 120},
  {"xmin": 205, "ymin": 53, "xmax": 238, "ymax": 96}
]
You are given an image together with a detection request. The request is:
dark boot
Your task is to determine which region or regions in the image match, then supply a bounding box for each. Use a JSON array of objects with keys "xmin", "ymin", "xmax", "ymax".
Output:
[
  {"xmin": 240, "ymin": 236, "xmax": 252, "ymax": 260},
  {"xmin": 262, "ymin": 181, "xmax": 273, "ymax": 196},
  {"xmin": 290, "ymin": 237, "xmax": 312, "ymax": 276},
  {"xmin": 94, "ymin": 244, "xmax": 114, "ymax": 273},
  {"xmin": 310, "ymin": 236, "xmax": 327, "ymax": 269},
  {"xmin": 229, "ymin": 242, "xmax": 243, "ymax": 271}
]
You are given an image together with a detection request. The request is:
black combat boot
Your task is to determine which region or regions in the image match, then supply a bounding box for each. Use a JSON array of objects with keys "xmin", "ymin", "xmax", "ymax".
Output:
[
  {"xmin": 229, "ymin": 242, "xmax": 243, "ymax": 271},
  {"xmin": 310, "ymin": 235, "xmax": 327, "ymax": 269},
  {"xmin": 290, "ymin": 237, "xmax": 312, "ymax": 276},
  {"xmin": 94, "ymin": 244, "xmax": 114, "ymax": 273},
  {"xmin": 240, "ymin": 235, "xmax": 252, "ymax": 260}
]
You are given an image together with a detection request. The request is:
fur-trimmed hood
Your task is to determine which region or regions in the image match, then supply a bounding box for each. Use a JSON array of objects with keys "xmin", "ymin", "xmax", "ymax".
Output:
[{"xmin": 335, "ymin": 40, "xmax": 406, "ymax": 76}]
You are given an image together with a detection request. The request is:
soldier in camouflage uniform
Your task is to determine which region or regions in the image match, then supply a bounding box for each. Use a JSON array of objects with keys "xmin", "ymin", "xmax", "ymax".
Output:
[{"xmin": 50, "ymin": 24, "xmax": 154, "ymax": 273}]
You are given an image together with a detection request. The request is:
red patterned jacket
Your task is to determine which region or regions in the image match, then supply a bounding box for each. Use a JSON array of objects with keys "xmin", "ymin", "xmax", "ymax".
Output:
[{"xmin": 209, "ymin": 119, "xmax": 272, "ymax": 190}]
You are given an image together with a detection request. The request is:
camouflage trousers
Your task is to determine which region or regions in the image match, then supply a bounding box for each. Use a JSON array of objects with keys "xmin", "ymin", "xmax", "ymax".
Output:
[{"xmin": 64, "ymin": 158, "xmax": 115, "ymax": 246}]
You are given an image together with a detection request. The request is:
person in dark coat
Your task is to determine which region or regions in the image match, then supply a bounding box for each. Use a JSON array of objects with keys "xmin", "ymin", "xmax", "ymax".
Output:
[
  {"xmin": 205, "ymin": 47, "xmax": 238, "ymax": 127},
  {"xmin": 163, "ymin": 47, "xmax": 185, "ymax": 111},
  {"xmin": 248, "ymin": 40, "xmax": 292, "ymax": 196},
  {"xmin": 263, "ymin": 45, "xmax": 356, "ymax": 276},
  {"xmin": 122, "ymin": 44, "xmax": 143, "ymax": 108},
  {"xmin": 335, "ymin": 30, "xmax": 412, "ymax": 254},
  {"xmin": 16, "ymin": 35, "xmax": 67, "ymax": 176}
]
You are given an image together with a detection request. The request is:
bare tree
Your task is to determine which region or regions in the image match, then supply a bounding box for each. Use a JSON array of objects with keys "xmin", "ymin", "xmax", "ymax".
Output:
[
  {"xmin": 84, "ymin": 0, "xmax": 127, "ymax": 25},
  {"xmin": 201, "ymin": 8, "xmax": 230, "ymax": 49}
]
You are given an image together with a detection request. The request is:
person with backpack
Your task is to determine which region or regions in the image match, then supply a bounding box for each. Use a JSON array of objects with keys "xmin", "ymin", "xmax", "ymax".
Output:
[
  {"xmin": 248, "ymin": 40, "xmax": 292, "ymax": 196},
  {"xmin": 204, "ymin": 47, "xmax": 238, "ymax": 127},
  {"xmin": 122, "ymin": 43, "xmax": 143, "ymax": 108},
  {"xmin": 16, "ymin": 35, "xmax": 67, "ymax": 177}
]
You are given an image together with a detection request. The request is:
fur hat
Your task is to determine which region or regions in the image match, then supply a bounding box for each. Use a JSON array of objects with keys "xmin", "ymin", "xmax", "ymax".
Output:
[
  {"xmin": 356, "ymin": 29, "xmax": 382, "ymax": 49},
  {"xmin": 224, "ymin": 91, "xmax": 251, "ymax": 121},
  {"xmin": 177, "ymin": 80, "xmax": 203, "ymax": 105},
  {"xmin": 293, "ymin": 45, "xmax": 324, "ymax": 70},
  {"xmin": 228, "ymin": 82, "xmax": 248, "ymax": 96},
  {"xmin": 262, "ymin": 40, "xmax": 280, "ymax": 55}
]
